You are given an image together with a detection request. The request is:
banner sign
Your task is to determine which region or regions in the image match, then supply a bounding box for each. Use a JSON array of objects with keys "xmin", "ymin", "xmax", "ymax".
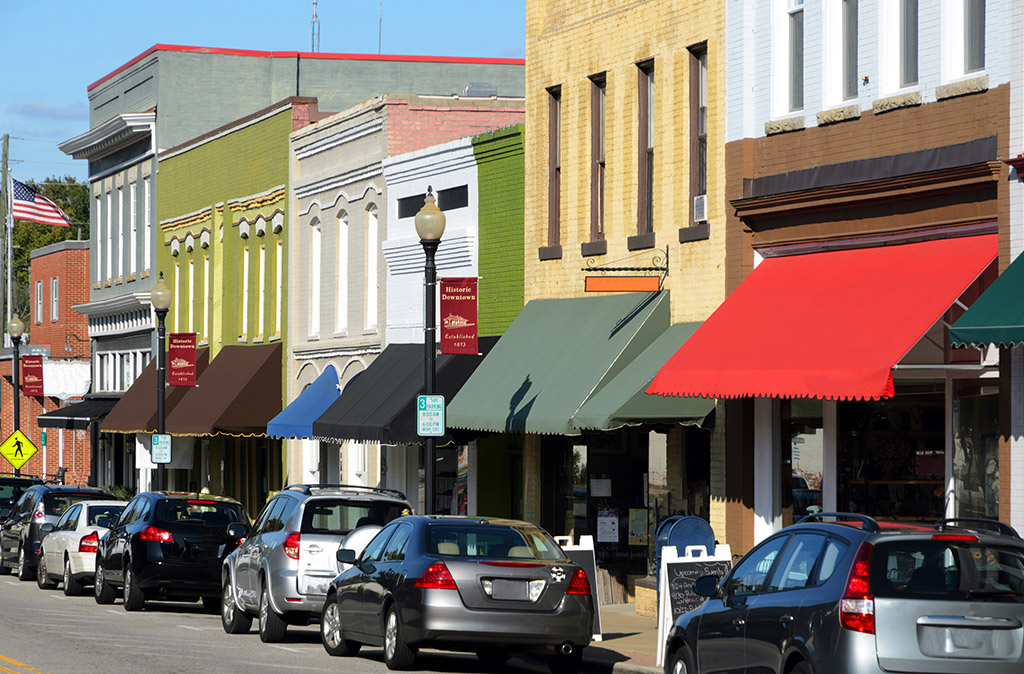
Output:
[
  {"xmin": 168, "ymin": 332, "xmax": 198, "ymax": 386},
  {"xmin": 440, "ymin": 278, "xmax": 478, "ymax": 355},
  {"xmin": 21, "ymin": 355, "xmax": 44, "ymax": 397}
]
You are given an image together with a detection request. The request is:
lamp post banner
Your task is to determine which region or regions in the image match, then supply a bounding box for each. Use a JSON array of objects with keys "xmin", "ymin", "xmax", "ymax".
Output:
[
  {"xmin": 168, "ymin": 332, "xmax": 197, "ymax": 386},
  {"xmin": 21, "ymin": 355, "xmax": 43, "ymax": 397},
  {"xmin": 440, "ymin": 277, "xmax": 478, "ymax": 355}
]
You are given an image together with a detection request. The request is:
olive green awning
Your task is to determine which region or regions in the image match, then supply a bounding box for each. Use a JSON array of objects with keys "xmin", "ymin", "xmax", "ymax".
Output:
[
  {"xmin": 573, "ymin": 322, "xmax": 715, "ymax": 431},
  {"xmin": 950, "ymin": 250, "xmax": 1024, "ymax": 348},
  {"xmin": 446, "ymin": 291, "xmax": 670, "ymax": 436}
]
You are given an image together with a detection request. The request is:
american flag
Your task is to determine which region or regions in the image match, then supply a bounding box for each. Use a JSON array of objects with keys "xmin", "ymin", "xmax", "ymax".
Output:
[{"xmin": 10, "ymin": 177, "xmax": 71, "ymax": 226}]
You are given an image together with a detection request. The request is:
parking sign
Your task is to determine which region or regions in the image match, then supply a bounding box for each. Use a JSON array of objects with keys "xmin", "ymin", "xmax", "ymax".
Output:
[
  {"xmin": 152, "ymin": 434, "xmax": 172, "ymax": 464},
  {"xmin": 417, "ymin": 395, "xmax": 445, "ymax": 437}
]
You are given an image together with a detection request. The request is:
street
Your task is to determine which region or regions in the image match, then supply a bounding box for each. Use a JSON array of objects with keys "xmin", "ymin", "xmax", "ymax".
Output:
[{"xmin": 0, "ymin": 578, "xmax": 552, "ymax": 674}]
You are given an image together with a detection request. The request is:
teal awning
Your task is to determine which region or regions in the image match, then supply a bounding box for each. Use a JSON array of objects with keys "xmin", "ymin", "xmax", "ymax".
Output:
[
  {"xmin": 950, "ymin": 251, "xmax": 1024, "ymax": 348},
  {"xmin": 573, "ymin": 323, "xmax": 715, "ymax": 431},
  {"xmin": 447, "ymin": 292, "xmax": 670, "ymax": 435},
  {"xmin": 267, "ymin": 364, "xmax": 340, "ymax": 439}
]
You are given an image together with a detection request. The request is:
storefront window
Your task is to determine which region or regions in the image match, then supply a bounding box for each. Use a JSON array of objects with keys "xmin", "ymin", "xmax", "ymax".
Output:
[
  {"xmin": 953, "ymin": 384, "xmax": 999, "ymax": 519},
  {"xmin": 434, "ymin": 446, "xmax": 467, "ymax": 515},
  {"xmin": 570, "ymin": 445, "xmax": 588, "ymax": 540},
  {"xmin": 780, "ymin": 399, "xmax": 824, "ymax": 527},
  {"xmin": 837, "ymin": 391, "xmax": 945, "ymax": 522}
]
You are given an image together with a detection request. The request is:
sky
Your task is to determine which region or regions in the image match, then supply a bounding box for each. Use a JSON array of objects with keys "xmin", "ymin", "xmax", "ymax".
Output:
[{"xmin": 0, "ymin": 0, "xmax": 526, "ymax": 185}]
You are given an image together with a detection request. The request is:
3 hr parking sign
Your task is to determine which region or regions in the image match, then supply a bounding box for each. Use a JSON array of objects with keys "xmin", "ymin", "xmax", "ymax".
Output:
[{"xmin": 417, "ymin": 395, "xmax": 445, "ymax": 437}]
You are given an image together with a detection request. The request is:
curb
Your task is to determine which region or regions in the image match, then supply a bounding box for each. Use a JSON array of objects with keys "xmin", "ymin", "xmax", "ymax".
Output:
[{"xmin": 601, "ymin": 662, "xmax": 661, "ymax": 674}]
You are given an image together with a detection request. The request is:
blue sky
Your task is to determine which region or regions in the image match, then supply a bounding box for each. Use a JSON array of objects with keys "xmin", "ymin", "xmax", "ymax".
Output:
[{"xmin": 1, "ymin": 0, "xmax": 526, "ymax": 185}]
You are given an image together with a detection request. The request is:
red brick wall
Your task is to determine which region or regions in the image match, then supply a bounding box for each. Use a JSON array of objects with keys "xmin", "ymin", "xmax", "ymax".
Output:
[{"xmin": 385, "ymin": 99, "xmax": 525, "ymax": 156}]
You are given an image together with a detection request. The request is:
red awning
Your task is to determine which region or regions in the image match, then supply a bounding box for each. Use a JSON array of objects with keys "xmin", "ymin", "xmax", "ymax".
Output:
[{"xmin": 648, "ymin": 235, "xmax": 997, "ymax": 401}]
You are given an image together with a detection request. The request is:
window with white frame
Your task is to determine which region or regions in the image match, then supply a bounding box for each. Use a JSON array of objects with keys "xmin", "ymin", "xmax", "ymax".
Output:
[
  {"xmin": 275, "ymin": 241, "xmax": 283, "ymax": 336},
  {"xmin": 143, "ymin": 176, "xmax": 152, "ymax": 271},
  {"xmin": 842, "ymin": 0, "xmax": 858, "ymax": 99},
  {"xmin": 117, "ymin": 185, "xmax": 124, "ymax": 278},
  {"xmin": 130, "ymin": 181, "xmax": 137, "ymax": 275},
  {"xmin": 825, "ymin": 0, "xmax": 859, "ymax": 107},
  {"xmin": 174, "ymin": 262, "xmax": 180, "ymax": 333},
  {"xmin": 203, "ymin": 255, "xmax": 210, "ymax": 342},
  {"xmin": 258, "ymin": 245, "xmax": 266, "ymax": 339},
  {"xmin": 240, "ymin": 249, "xmax": 249, "ymax": 339},
  {"xmin": 35, "ymin": 280, "xmax": 42, "ymax": 323},
  {"xmin": 365, "ymin": 205, "xmax": 378, "ymax": 331},
  {"xmin": 50, "ymin": 277, "xmax": 58, "ymax": 321},
  {"xmin": 106, "ymin": 191, "xmax": 113, "ymax": 280},
  {"xmin": 946, "ymin": 0, "xmax": 985, "ymax": 79},
  {"xmin": 310, "ymin": 220, "xmax": 321, "ymax": 338},
  {"xmin": 789, "ymin": 0, "xmax": 805, "ymax": 111},
  {"xmin": 773, "ymin": 0, "xmax": 805, "ymax": 115},
  {"xmin": 188, "ymin": 258, "xmax": 195, "ymax": 333},
  {"xmin": 901, "ymin": 0, "xmax": 919, "ymax": 87},
  {"xmin": 95, "ymin": 193, "xmax": 103, "ymax": 283},
  {"xmin": 336, "ymin": 211, "xmax": 348, "ymax": 335},
  {"xmin": 965, "ymin": 0, "xmax": 985, "ymax": 73}
]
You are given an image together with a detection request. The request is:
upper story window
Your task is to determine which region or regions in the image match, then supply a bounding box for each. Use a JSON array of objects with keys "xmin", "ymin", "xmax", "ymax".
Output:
[
  {"xmin": 547, "ymin": 86, "xmax": 562, "ymax": 249},
  {"xmin": 964, "ymin": 0, "xmax": 985, "ymax": 73},
  {"xmin": 365, "ymin": 205, "xmax": 379, "ymax": 332},
  {"xmin": 689, "ymin": 46, "xmax": 708, "ymax": 226},
  {"xmin": 590, "ymin": 73, "xmax": 607, "ymax": 242},
  {"xmin": 50, "ymin": 277, "xmax": 59, "ymax": 321},
  {"xmin": 789, "ymin": 0, "xmax": 805, "ymax": 111},
  {"xmin": 310, "ymin": 219, "xmax": 321, "ymax": 339},
  {"xmin": 901, "ymin": 0, "xmax": 919, "ymax": 87},
  {"xmin": 842, "ymin": 0, "xmax": 859, "ymax": 100},
  {"xmin": 637, "ymin": 61, "xmax": 654, "ymax": 235},
  {"xmin": 947, "ymin": 0, "xmax": 985, "ymax": 78},
  {"xmin": 35, "ymin": 280, "xmax": 43, "ymax": 324},
  {"xmin": 825, "ymin": 0, "xmax": 859, "ymax": 107},
  {"xmin": 397, "ymin": 186, "xmax": 469, "ymax": 219}
]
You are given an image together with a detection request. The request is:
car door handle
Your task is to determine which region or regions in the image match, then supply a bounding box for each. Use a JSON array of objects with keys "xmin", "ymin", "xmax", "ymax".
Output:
[
  {"xmin": 732, "ymin": 618, "xmax": 746, "ymax": 627},
  {"xmin": 779, "ymin": 615, "xmax": 794, "ymax": 623}
]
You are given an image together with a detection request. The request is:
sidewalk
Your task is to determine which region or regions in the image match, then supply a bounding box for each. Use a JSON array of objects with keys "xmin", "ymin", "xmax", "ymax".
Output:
[{"xmin": 580, "ymin": 602, "xmax": 661, "ymax": 674}]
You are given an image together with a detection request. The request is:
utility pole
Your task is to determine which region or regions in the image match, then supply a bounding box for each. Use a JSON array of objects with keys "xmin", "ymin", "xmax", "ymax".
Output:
[{"xmin": 0, "ymin": 134, "xmax": 8, "ymax": 340}]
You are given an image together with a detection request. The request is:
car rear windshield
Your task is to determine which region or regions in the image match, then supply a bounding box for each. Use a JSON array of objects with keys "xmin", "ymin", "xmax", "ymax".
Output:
[
  {"xmin": 427, "ymin": 523, "xmax": 567, "ymax": 561},
  {"xmin": 44, "ymin": 493, "xmax": 110, "ymax": 517},
  {"xmin": 155, "ymin": 499, "xmax": 247, "ymax": 528},
  {"xmin": 0, "ymin": 481, "xmax": 35, "ymax": 504},
  {"xmin": 300, "ymin": 498, "xmax": 407, "ymax": 535},
  {"xmin": 87, "ymin": 504, "xmax": 125, "ymax": 528},
  {"xmin": 871, "ymin": 539, "xmax": 1024, "ymax": 603}
]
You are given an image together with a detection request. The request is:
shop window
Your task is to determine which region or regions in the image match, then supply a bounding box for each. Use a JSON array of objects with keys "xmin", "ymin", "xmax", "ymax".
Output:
[
  {"xmin": 953, "ymin": 383, "xmax": 998, "ymax": 519},
  {"xmin": 780, "ymin": 399, "xmax": 824, "ymax": 528}
]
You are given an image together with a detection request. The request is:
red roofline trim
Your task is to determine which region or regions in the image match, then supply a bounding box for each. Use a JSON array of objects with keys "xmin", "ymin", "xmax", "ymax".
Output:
[{"xmin": 88, "ymin": 44, "xmax": 525, "ymax": 91}]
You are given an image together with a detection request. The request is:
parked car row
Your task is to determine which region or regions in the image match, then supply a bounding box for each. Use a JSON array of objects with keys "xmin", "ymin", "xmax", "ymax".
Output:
[{"xmin": 1, "ymin": 480, "xmax": 595, "ymax": 674}]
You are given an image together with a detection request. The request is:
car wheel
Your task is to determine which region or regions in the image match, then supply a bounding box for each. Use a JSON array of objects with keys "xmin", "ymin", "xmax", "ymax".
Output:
[
  {"xmin": 547, "ymin": 649, "xmax": 584, "ymax": 674},
  {"xmin": 383, "ymin": 605, "xmax": 416, "ymax": 670},
  {"xmin": 790, "ymin": 662, "xmax": 812, "ymax": 674},
  {"xmin": 122, "ymin": 564, "xmax": 145, "ymax": 611},
  {"xmin": 36, "ymin": 554, "xmax": 57, "ymax": 589},
  {"xmin": 94, "ymin": 559, "xmax": 116, "ymax": 604},
  {"xmin": 667, "ymin": 646, "xmax": 696, "ymax": 674},
  {"xmin": 321, "ymin": 595, "xmax": 361, "ymax": 656},
  {"xmin": 16, "ymin": 546, "xmax": 34, "ymax": 581},
  {"xmin": 63, "ymin": 557, "xmax": 82, "ymax": 596},
  {"xmin": 476, "ymin": 649, "xmax": 510, "ymax": 666},
  {"xmin": 221, "ymin": 579, "xmax": 253, "ymax": 634},
  {"xmin": 258, "ymin": 581, "xmax": 287, "ymax": 643}
]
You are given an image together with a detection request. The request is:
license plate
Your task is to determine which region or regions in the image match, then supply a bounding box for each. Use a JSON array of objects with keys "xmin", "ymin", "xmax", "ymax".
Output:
[{"xmin": 491, "ymin": 579, "xmax": 528, "ymax": 600}]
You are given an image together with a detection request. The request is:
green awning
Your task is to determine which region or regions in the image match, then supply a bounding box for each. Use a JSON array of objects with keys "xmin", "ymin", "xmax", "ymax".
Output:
[
  {"xmin": 447, "ymin": 291, "xmax": 669, "ymax": 436},
  {"xmin": 573, "ymin": 322, "xmax": 715, "ymax": 431},
  {"xmin": 950, "ymin": 251, "xmax": 1024, "ymax": 348}
]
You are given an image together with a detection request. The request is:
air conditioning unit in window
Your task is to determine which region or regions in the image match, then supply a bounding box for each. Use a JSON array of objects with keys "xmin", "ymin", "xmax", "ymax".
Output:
[{"xmin": 693, "ymin": 194, "xmax": 708, "ymax": 223}]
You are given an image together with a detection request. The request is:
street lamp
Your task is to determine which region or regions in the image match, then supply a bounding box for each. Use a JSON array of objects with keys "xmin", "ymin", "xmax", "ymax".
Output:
[
  {"xmin": 151, "ymin": 272, "xmax": 173, "ymax": 491},
  {"xmin": 415, "ymin": 187, "xmax": 445, "ymax": 514},
  {"xmin": 7, "ymin": 315, "xmax": 24, "ymax": 477}
]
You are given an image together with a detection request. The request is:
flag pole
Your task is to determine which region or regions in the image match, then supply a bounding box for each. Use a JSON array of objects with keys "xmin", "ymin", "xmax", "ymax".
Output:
[{"xmin": 0, "ymin": 134, "xmax": 8, "ymax": 337}]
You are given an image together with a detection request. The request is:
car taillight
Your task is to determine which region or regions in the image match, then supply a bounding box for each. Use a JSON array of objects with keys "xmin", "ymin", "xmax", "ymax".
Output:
[
  {"xmin": 79, "ymin": 531, "xmax": 99, "ymax": 553},
  {"xmin": 840, "ymin": 542, "xmax": 874, "ymax": 634},
  {"xmin": 283, "ymin": 532, "xmax": 300, "ymax": 560},
  {"xmin": 566, "ymin": 568, "xmax": 591, "ymax": 595},
  {"xmin": 139, "ymin": 526, "xmax": 174, "ymax": 543},
  {"xmin": 414, "ymin": 562, "xmax": 457, "ymax": 590},
  {"xmin": 933, "ymin": 533, "xmax": 979, "ymax": 542},
  {"xmin": 32, "ymin": 503, "xmax": 45, "ymax": 523}
]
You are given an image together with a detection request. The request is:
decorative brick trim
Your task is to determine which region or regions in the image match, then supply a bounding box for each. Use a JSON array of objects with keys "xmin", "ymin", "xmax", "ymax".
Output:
[
  {"xmin": 126, "ymin": 274, "xmax": 137, "ymax": 282},
  {"xmin": 816, "ymin": 104, "xmax": 861, "ymax": 126},
  {"xmin": 581, "ymin": 240, "xmax": 607, "ymax": 257},
  {"xmin": 627, "ymin": 231, "xmax": 656, "ymax": 251},
  {"xmin": 872, "ymin": 91, "xmax": 922, "ymax": 115},
  {"xmin": 538, "ymin": 245, "xmax": 562, "ymax": 261},
  {"xmin": 92, "ymin": 282, "xmax": 102, "ymax": 290},
  {"xmin": 103, "ymin": 280, "xmax": 112, "ymax": 288},
  {"xmin": 765, "ymin": 116, "xmax": 805, "ymax": 136},
  {"xmin": 936, "ymin": 75, "xmax": 989, "ymax": 101},
  {"xmin": 114, "ymin": 277, "xmax": 124, "ymax": 285},
  {"xmin": 679, "ymin": 222, "xmax": 710, "ymax": 243},
  {"xmin": 141, "ymin": 270, "xmax": 151, "ymax": 278}
]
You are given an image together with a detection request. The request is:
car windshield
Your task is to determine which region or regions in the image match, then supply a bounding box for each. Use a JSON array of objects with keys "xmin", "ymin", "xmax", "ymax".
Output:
[
  {"xmin": 87, "ymin": 504, "xmax": 126, "ymax": 528},
  {"xmin": 427, "ymin": 523, "xmax": 567, "ymax": 561},
  {"xmin": 155, "ymin": 499, "xmax": 246, "ymax": 527},
  {"xmin": 872, "ymin": 539, "xmax": 1024, "ymax": 603},
  {"xmin": 44, "ymin": 493, "xmax": 107, "ymax": 517},
  {"xmin": 300, "ymin": 498, "xmax": 408, "ymax": 535}
]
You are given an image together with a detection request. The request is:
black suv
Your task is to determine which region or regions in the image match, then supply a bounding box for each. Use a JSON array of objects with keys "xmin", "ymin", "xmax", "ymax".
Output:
[
  {"xmin": 0, "ymin": 474, "xmax": 43, "ymax": 521},
  {"xmin": 95, "ymin": 491, "xmax": 249, "ymax": 611},
  {"xmin": 664, "ymin": 513, "xmax": 1024, "ymax": 674},
  {"xmin": 0, "ymin": 484, "xmax": 114, "ymax": 580}
]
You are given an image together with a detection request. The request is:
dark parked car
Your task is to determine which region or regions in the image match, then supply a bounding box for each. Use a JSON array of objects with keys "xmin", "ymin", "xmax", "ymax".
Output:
[
  {"xmin": 94, "ymin": 491, "xmax": 248, "ymax": 612},
  {"xmin": 663, "ymin": 513, "xmax": 1024, "ymax": 674},
  {"xmin": 321, "ymin": 516, "xmax": 594, "ymax": 673},
  {"xmin": 0, "ymin": 474, "xmax": 43, "ymax": 521},
  {"xmin": 0, "ymin": 484, "xmax": 115, "ymax": 580}
]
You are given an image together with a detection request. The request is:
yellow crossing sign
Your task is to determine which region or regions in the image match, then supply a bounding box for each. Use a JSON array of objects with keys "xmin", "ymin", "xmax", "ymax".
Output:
[{"xmin": 0, "ymin": 430, "xmax": 38, "ymax": 470}]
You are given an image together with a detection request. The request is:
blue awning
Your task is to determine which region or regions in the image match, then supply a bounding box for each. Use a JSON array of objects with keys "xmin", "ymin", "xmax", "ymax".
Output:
[{"xmin": 267, "ymin": 364, "xmax": 340, "ymax": 439}]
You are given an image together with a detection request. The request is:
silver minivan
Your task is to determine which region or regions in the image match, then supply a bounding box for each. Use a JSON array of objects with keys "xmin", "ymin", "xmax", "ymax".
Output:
[{"xmin": 221, "ymin": 484, "xmax": 413, "ymax": 642}]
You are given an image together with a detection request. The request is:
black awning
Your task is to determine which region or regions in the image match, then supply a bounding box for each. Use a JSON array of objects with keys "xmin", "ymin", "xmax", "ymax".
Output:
[
  {"xmin": 37, "ymin": 396, "xmax": 120, "ymax": 430},
  {"xmin": 312, "ymin": 337, "xmax": 496, "ymax": 445}
]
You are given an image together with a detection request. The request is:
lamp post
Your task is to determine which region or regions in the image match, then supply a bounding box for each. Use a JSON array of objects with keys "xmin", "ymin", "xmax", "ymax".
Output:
[
  {"xmin": 151, "ymin": 272, "xmax": 173, "ymax": 491},
  {"xmin": 415, "ymin": 187, "xmax": 445, "ymax": 514},
  {"xmin": 7, "ymin": 314, "xmax": 24, "ymax": 477}
]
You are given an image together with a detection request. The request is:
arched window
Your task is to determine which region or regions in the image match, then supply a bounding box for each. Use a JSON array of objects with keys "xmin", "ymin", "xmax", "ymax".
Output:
[
  {"xmin": 310, "ymin": 218, "xmax": 322, "ymax": 338},
  {"xmin": 365, "ymin": 205, "xmax": 378, "ymax": 331},
  {"xmin": 337, "ymin": 211, "xmax": 349, "ymax": 335}
]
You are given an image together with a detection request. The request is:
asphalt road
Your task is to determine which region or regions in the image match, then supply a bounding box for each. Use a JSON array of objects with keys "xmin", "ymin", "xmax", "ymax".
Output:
[{"xmin": 0, "ymin": 575, "xmax": 546, "ymax": 674}]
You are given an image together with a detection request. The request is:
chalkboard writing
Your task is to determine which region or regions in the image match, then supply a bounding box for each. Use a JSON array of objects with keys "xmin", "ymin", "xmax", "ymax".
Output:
[{"xmin": 667, "ymin": 559, "xmax": 732, "ymax": 621}]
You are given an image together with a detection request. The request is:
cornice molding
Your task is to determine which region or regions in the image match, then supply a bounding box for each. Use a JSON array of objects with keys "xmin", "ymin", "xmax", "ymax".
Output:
[{"xmin": 59, "ymin": 112, "xmax": 155, "ymax": 160}]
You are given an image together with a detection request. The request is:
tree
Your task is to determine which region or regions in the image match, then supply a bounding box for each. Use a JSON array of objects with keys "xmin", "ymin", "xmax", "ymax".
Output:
[{"xmin": 10, "ymin": 176, "xmax": 90, "ymax": 328}]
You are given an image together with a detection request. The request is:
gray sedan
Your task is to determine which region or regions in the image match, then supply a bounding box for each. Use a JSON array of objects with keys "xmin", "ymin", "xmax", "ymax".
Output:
[{"xmin": 321, "ymin": 516, "xmax": 594, "ymax": 673}]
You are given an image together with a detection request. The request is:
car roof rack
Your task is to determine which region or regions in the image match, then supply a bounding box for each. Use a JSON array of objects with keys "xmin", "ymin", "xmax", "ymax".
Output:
[
  {"xmin": 934, "ymin": 518, "xmax": 1020, "ymax": 539},
  {"xmin": 796, "ymin": 512, "xmax": 881, "ymax": 533},
  {"xmin": 0, "ymin": 472, "xmax": 42, "ymax": 480},
  {"xmin": 282, "ymin": 483, "xmax": 408, "ymax": 501}
]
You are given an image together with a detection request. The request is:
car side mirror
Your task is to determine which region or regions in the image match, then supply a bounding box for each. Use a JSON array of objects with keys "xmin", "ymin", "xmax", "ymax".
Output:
[
  {"xmin": 337, "ymin": 548, "xmax": 357, "ymax": 565},
  {"xmin": 694, "ymin": 574, "xmax": 720, "ymax": 598},
  {"xmin": 226, "ymin": 523, "xmax": 248, "ymax": 539}
]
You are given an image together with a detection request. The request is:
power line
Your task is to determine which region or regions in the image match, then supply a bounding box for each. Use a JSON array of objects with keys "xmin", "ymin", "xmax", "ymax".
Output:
[{"xmin": 9, "ymin": 136, "xmax": 65, "ymax": 144}]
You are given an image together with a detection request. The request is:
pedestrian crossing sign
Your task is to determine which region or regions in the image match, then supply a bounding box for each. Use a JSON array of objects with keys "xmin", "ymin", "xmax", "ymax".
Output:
[{"xmin": 0, "ymin": 430, "xmax": 38, "ymax": 470}]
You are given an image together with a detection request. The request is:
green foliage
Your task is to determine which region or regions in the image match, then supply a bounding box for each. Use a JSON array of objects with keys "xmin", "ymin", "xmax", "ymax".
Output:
[
  {"xmin": 107, "ymin": 485, "xmax": 136, "ymax": 501},
  {"xmin": 12, "ymin": 176, "xmax": 90, "ymax": 326}
]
